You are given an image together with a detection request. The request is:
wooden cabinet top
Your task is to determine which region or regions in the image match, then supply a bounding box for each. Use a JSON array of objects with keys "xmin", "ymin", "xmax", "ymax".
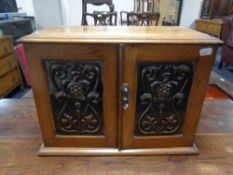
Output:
[
  {"xmin": 0, "ymin": 35, "xmax": 11, "ymax": 42},
  {"xmin": 19, "ymin": 26, "xmax": 222, "ymax": 44},
  {"xmin": 196, "ymin": 19, "xmax": 224, "ymax": 25}
]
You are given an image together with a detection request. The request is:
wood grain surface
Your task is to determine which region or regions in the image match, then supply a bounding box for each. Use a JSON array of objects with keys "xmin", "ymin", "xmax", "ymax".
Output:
[
  {"xmin": 18, "ymin": 26, "xmax": 223, "ymax": 44},
  {"xmin": 0, "ymin": 98, "xmax": 233, "ymax": 174}
]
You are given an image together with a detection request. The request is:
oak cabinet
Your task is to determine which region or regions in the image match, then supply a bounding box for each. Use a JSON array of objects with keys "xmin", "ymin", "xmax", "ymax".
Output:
[
  {"xmin": 0, "ymin": 36, "xmax": 23, "ymax": 98},
  {"xmin": 20, "ymin": 26, "xmax": 221, "ymax": 156},
  {"xmin": 196, "ymin": 19, "xmax": 223, "ymax": 38}
]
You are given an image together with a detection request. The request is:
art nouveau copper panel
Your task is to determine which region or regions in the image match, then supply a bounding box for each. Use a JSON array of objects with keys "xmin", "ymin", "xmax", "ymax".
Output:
[
  {"xmin": 135, "ymin": 62, "xmax": 195, "ymax": 136},
  {"xmin": 44, "ymin": 60, "xmax": 104, "ymax": 136}
]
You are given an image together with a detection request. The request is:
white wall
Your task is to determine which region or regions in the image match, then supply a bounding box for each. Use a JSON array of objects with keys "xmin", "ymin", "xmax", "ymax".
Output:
[
  {"xmin": 180, "ymin": 0, "xmax": 203, "ymax": 28},
  {"xmin": 32, "ymin": 0, "xmax": 63, "ymax": 29},
  {"xmin": 29, "ymin": 0, "xmax": 203, "ymax": 29},
  {"xmin": 64, "ymin": 0, "xmax": 203, "ymax": 27},
  {"xmin": 64, "ymin": 0, "xmax": 134, "ymax": 26},
  {"xmin": 16, "ymin": 0, "xmax": 35, "ymax": 16},
  {"xmin": 30, "ymin": 0, "xmax": 133, "ymax": 28}
]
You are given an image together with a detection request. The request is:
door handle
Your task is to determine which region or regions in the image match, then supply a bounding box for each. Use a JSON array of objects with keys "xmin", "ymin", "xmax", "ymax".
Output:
[{"xmin": 122, "ymin": 83, "xmax": 129, "ymax": 111}]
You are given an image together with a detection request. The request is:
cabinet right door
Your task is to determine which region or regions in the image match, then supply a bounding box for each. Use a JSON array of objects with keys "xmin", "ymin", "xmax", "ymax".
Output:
[{"xmin": 121, "ymin": 44, "xmax": 216, "ymax": 149}]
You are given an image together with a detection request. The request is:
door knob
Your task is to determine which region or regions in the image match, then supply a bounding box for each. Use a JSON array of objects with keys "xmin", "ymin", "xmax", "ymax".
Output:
[{"xmin": 122, "ymin": 83, "xmax": 129, "ymax": 111}]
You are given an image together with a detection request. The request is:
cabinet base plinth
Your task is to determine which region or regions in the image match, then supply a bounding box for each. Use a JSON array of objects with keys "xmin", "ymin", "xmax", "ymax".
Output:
[{"xmin": 38, "ymin": 143, "xmax": 199, "ymax": 156}]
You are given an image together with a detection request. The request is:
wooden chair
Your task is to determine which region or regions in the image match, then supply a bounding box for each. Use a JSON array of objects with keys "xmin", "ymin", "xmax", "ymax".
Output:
[
  {"xmin": 122, "ymin": 12, "xmax": 160, "ymax": 26},
  {"xmin": 83, "ymin": 11, "xmax": 117, "ymax": 26},
  {"xmin": 81, "ymin": 0, "xmax": 115, "ymax": 25},
  {"xmin": 162, "ymin": 17, "xmax": 175, "ymax": 26},
  {"xmin": 120, "ymin": 0, "xmax": 160, "ymax": 25}
]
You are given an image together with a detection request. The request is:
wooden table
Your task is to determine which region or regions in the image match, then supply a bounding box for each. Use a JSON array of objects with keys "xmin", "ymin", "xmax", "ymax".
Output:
[
  {"xmin": 196, "ymin": 19, "xmax": 224, "ymax": 38},
  {"xmin": 1, "ymin": 72, "xmax": 233, "ymax": 174}
]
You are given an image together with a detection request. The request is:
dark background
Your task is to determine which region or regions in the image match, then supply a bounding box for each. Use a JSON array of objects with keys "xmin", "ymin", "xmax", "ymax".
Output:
[{"xmin": 0, "ymin": 0, "xmax": 18, "ymax": 13}]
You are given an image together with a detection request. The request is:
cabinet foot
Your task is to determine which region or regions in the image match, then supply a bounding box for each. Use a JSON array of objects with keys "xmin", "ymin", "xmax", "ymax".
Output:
[{"xmin": 38, "ymin": 143, "xmax": 199, "ymax": 156}]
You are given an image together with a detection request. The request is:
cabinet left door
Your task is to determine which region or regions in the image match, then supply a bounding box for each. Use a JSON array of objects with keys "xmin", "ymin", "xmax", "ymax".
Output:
[{"xmin": 25, "ymin": 43, "xmax": 118, "ymax": 148}]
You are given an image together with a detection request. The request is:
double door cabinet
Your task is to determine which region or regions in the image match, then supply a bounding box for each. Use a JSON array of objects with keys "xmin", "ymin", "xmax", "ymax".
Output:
[{"xmin": 20, "ymin": 26, "xmax": 221, "ymax": 155}]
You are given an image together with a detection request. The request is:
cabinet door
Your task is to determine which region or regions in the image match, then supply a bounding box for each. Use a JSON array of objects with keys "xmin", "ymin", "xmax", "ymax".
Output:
[
  {"xmin": 121, "ymin": 45, "xmax": 215, "ymax": 149},
  {"xmin": 25, "ymin": 43, "xmax": 118, "ymax": 148}
]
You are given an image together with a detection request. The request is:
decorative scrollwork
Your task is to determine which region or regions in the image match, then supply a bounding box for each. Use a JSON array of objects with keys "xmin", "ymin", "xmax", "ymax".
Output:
[
  {"xmin": 135, "ymin": 62, "xmax": 195, "ymax": 136},
  {"xmin": 44, "ymin": 61, "xmax": 103, "ymax": 135}
]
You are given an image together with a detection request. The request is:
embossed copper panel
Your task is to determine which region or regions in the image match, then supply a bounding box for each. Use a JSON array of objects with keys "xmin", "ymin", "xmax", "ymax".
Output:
[
  {"xmin": 135, "ymin": 62, "xmax": 195, "ymax": 136},
  {"xmin": 44, "ymin": 60, "xmax": 104, "ymax": 135}
]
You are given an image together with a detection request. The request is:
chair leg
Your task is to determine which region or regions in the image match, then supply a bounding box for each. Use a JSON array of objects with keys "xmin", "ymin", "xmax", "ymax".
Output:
[{"xmin": 219, "ymin": 61, "xmax": 223, "ymax": 69}]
